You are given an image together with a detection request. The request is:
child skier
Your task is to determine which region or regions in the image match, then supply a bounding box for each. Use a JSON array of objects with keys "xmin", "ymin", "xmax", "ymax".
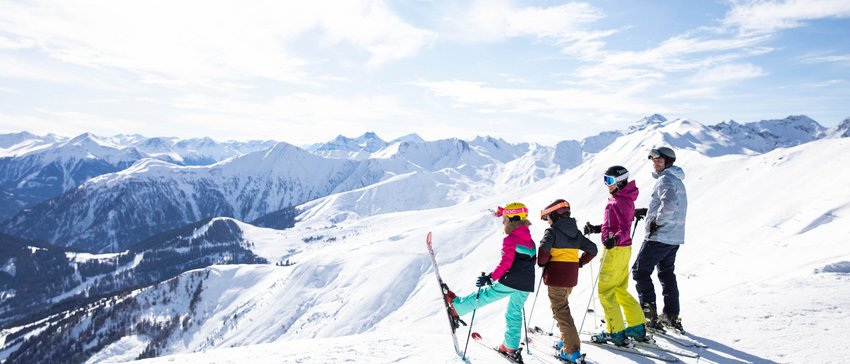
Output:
[
  {"xmin": 445, "ymin": 202, "xmax": 537, "ymax": 362},
  {"xmin": 583, "ymin": 165, "xmax": 649, "ymax": 346},
  {"xmin": 538, "ymin": 199, "xmax": 597, "ymax": 363}
]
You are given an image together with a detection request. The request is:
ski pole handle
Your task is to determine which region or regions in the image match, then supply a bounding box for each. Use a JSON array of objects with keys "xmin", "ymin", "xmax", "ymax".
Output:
[{"xmin": 476, "ymin": 272, "xmax": 486, "ymax": 297}]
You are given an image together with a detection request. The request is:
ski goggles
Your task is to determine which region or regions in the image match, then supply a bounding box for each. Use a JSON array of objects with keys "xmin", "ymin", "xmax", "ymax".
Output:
[
  {"xmin": 648, "ymin": 149, "xmax": 663, "ymax": 160},
  {"xmin": 539, "ymin": 201, "xmax": 570, "ymax": 220},
  {"xmin": 494, "ymin": 206, "xmax": 528, "ymax": 218},
  {"xmin": 603, "ymin": 174, "xmax": 628, "ymax": 186}
]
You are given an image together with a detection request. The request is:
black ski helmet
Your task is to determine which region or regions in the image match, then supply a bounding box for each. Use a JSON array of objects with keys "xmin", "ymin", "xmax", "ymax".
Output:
[
  {"xmin": 604, "ymin": 165, "xmax": 629, "ymax": 189},
  {"xmin": 648, "ymin": 146, "xmax": 676, "ymax": 168}
]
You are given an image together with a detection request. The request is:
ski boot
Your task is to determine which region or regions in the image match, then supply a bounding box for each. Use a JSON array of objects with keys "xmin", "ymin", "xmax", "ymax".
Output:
[
  {"xmin": 441, "ymin": 283, "xmax": 465, "ymax": 329},
  {"xmin": 498, "ymin": 343, "xmax": 524, "ymax": 363},
  {"xmin": 659, "ymin": 314, "xmax": 685, "ymax": 334},
  {"xmin": 642, "ymin": 303, "xmax": 665, "ymax": 333},
  {"xmin": 590, "ymin": 330, "xmax": 630, "ymax": 347},
  {"xmin": 558, "ymin": 350, "xmax": 586, "ymax": 363},
  {"xmin": 625, "ymin": 323, "xmax": 652, "ymax": 343}
]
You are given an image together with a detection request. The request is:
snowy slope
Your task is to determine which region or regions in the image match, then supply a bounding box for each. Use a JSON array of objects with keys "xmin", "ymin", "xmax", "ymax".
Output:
[
  {"xmin": 1, "ymin": 143, "xmax": 360, "ymax": 252},
  {"xmin": 0, "ymin": 133, "xmax": 147, "ymax": 221},
  {"xmin": 6, "ymin": 118, "xmax": 842, "ymax": 364},
  {"xmin": 830, "ymin": 117, "xmax": 850, "ymax": 138}
]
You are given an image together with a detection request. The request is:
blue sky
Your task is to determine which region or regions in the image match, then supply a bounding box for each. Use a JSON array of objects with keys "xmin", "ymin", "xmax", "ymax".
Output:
[{"xmin": 0, "ymin": 0, "xmax": 848, "ymax": 145}]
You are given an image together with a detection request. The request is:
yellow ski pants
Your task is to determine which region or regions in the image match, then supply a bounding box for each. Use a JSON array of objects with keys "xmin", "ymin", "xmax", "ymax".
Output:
[{"xmin": 597, "ymin": 246, "xmax": 645, "ymax": 333}]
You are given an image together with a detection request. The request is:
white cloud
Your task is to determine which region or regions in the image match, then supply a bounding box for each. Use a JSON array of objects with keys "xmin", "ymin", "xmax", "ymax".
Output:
[
  {"xmin": 414, "ymin": 80, "xmax": 662, "ymax": 116},
  {"xmin": 0, "ymin": 110, "xmax": 145, "ymax": 137},
  {"xmin": 800, "ymin": 54, "xmax": 850, "ymax": 64},
  {"xmin": 0, "ymin": 0, "xmax": 433, "ymax": 85},
  {"xmin": 724, "ymin": 0, "xmax": 850, "ymax": 34},
  {"xmin": 166, "ymin": 91, "xmax": 423, "ymax": 142},
  {"xmin": 803, "ymin": 79, "xmax": 844, "ymax": 87},
  {"xmin": 688, "ymin": 63, "xmax": 766, "ymax": 84},
  {"xmin": 445, "ymin": 0, "xmax": 609, "ymax": 43},
  {"xmin": 0, "ymin": 34, "xmax": 33, "ymax": 49},
  {"xmin": 661, "ymin": 87, "xmax": 722, "ymax": 100},
  {"xmin": 0, "ymin": 55, "xmax": 84, "ymax": 83}
]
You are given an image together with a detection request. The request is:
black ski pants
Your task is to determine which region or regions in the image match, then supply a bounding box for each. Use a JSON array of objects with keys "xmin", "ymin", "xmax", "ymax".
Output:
[{"xmin": 631, "ymin": 240, "xmax": 680, "ymax": 317}]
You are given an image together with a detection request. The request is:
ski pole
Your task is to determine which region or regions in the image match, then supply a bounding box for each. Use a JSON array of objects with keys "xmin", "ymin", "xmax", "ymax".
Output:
[
  {"xmin": 589, "ymin": 258, "xmax": 598, "ymax": 326},
  {"xmin": 522, "ymin": 307, "xmax": 531, "ymax": 355},
  {"xmin": 632, "ymin": 208, "xmax": 646, "ymax": 240},
  {"xmin": 526, "ymin": 270, "xmax": 545, "ymax": 328},
  {"xmin": 578, "ymin": 249, "xmax": 607, "ymax": 335},
  {"xmin": 462, "ymin": 272, "xmax": 486, "ymax": 360}
]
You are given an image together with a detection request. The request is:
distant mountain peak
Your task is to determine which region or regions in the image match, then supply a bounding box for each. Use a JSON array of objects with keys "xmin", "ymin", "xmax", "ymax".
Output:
[
  {"xmin": 65, "ymin": 132, "xmax": 117, "ymax": 149},
  {"xmin": 626, "ymin": 113, "xmax": 670, "ymax": 133},
  {"xmin": 389, "ymin": 134, "xmax": 424, "ymax": 144},
  {"xmin": 359, "ymin": 131, "xmax": 381, "ymax": 140},
  {"xmin": 834, "ymin": 117, "xmax": 850, "ymax": 138},
  {"xmin": 645, "ymin": 113, "xmax": 668, "ymax": 123},
  {"xmin": 312, "ymin": 132, "xmax": 388, "ymax": 156}
]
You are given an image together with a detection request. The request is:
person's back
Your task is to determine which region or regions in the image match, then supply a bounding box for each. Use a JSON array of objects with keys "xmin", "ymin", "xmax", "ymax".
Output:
[
  {"xmin": 442, "ymin": 202, "xmax": 536, "ymax": 362},
  {"xmin": 633, "ymin": 147, "xmax": 688, "ymax": 333},
  {"xmin": 538, "ymin": 199, "xmax": 596, "ymax": 363},
  {"xmin": 585, "ymin": 166, "xmax": 649, "ymax": 346},
  {"xmin": 538, "ymin": 216, "xmax": 597, "ymax": 287},
  {"xmin": 646, "ymin": 165, "xmax": 687, "ymax": 245}
]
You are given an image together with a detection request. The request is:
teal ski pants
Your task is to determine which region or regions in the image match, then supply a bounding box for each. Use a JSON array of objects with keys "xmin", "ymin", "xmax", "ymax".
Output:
[{"xmin": 452, "ymin": 282, "xmax": 530, "ymax": 350}]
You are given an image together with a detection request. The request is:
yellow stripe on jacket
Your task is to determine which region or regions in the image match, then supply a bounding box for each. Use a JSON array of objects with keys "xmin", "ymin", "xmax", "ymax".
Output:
[{"xmin": 549, "ymin": 247, "xmax": 579, "ymax": 263}]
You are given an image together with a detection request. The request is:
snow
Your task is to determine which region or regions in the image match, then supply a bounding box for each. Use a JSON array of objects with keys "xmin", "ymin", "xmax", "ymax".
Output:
[
  {"xmin": 130, "ymin": 332, "xmax": 462, "ymax": 364},
  {"xmin": 120, "ymin": 120, "xmax": 849, "ymax": 364},
  {"xmin": 4, "ymin": 115, "xmax": 850, "ymax": 363},
  {"xmin": 0, "ymin": 259, "xmax": 14, "ymax": 277},
  {"xmin": 86, "ymin": 335, "xmax": 150, "ymax": 364},
  {"xmin": 65, "ymin": 252, "xmax": 122, "ymax": 263}
]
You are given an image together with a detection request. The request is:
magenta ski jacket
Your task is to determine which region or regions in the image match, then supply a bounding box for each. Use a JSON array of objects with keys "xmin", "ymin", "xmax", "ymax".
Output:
[
  {"xmin": 601, "ymin": 180, "xmax": 639, "ymax": 247},
  {"xmin": 490, "ymin": 224, "xmax": 537, "ymax": 292}
]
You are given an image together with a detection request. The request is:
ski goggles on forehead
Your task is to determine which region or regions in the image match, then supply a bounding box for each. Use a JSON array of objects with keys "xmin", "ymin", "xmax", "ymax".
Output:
[
  {"xmin": 648, "ymin": 149, "xmax": 663, "ymax": 159},
  {"xmin": 539, "ymin": 201, "xmax": 570, "ymax": 220},
  {"xmin": 494, "ymin": 206, "xmax": 527, "ymax": 217}
]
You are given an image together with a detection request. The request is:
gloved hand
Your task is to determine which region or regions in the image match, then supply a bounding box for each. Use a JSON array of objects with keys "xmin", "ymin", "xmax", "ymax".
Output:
[
  {"xmin": 604, "ymin": 236, "xmax": 618, "ymax": 249},
  {"xmin": 476, "ymin": 274, "xmax": 493, "ymax": 287},
  {"xmin": 583, "ymin": 222, "xmax": 601, "ymax": 235},
  {"xmin": 649, "ymin": 221, "xmax": 659, "ymax": 234},
  {"xmin": 635, "ymin": 208, "xmax": 648, "ymax": 221}
]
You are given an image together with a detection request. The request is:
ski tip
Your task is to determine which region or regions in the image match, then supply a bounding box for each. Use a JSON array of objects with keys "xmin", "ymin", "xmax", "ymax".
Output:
[
  {"xmin": 471, "ymin": 332, "xmax": 482, "ymax": 340},
  {"xmin": 426, "ymin": 231, "xmax": 432, "ymax": 243}
]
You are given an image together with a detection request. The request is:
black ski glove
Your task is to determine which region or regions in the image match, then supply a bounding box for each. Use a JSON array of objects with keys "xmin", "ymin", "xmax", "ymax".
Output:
[
  {"xmin": 476, "ymin": 274, "xmax": 493, "ymax": 288},
  {"xmin": 583, "ymin": 222, "xmax": 601, "ymax": 235},
  {"xmin": 604, "ymin": 236, "xmax": 618, "ymax": 249},
  {"xmin": 649, "ymin": 221, "xmax": 660, "ymax": 234},
  {"xmin": 635, "ymin": 208, "xmax": 648, "ymax": 221}
]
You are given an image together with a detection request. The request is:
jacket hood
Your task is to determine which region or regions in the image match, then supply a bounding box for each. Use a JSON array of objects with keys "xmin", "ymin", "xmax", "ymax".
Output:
[
  {"xmin": 552, "ymin": 217, "xmax": 579, "ymax": 238},
  {"xmin": 653, "ymin": 165, "xmax": 685, "ymax": 180},
  {"xmin": 509, "ymin": 224, "xmax": 532, "ymax": 241},
  {"xmin": 614, "ymin": 180, "xmax": 639, "ymax": 201}
]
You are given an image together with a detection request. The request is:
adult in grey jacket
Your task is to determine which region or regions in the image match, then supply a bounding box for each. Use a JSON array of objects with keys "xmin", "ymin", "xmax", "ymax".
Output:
[{"xmin": 632, "ymin": 146, "xmax": 688, "ymax": 333}]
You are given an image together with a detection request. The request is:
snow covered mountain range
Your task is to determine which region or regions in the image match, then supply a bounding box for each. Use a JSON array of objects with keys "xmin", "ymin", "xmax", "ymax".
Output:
[
  {"xmin": 1, "ymin": 114, "xmax": 849, "ymax": 364},
  {"xmin": 0, "ymin": 133, "xmax": 275, "ymax": 222}
]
